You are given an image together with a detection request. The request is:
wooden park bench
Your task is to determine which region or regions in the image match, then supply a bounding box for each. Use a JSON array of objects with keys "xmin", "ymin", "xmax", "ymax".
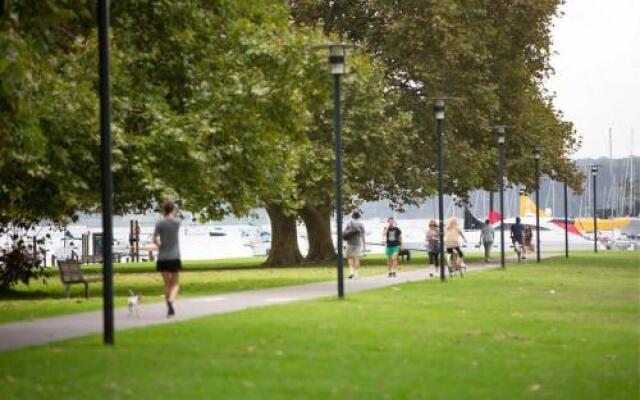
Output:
[
  {"xmin": 80, "ymin": 254, "xmax": 103, "ymax": 265},
  {"xmin": 57, "ymin": 260, "xmax": 102, "ymax": 298}
]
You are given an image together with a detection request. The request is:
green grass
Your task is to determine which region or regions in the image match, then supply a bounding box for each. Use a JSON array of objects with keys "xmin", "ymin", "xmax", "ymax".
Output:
[
  {"xmin": 0, "ymin": 252, "xmax": 637, "ymax": 399},
  {"xmin": 0, "ymin": 253, "xmax": 445, "ymax": 323}
]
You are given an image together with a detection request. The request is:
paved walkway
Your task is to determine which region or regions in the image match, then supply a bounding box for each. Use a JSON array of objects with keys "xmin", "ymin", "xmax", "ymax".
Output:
[{"xmin": 0, "ymin": 257, "xmax": 538, "ymax": 351}]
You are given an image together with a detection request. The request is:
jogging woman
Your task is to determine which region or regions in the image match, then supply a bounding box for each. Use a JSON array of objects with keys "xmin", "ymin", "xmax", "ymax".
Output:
[{"xmin": 153, "ymin": 200, "xmax": 182, "ymax": 317}]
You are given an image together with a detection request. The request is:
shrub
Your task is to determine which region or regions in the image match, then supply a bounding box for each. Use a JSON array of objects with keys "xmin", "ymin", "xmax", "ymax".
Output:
[{"xmin": 0, "ymin": 235, "xmax": 47, "ymax": 292}]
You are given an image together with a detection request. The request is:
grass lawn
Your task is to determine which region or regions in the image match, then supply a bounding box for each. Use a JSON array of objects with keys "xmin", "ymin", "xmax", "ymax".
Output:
[
  {"xmin": 0, "ymin": 252, "xmax": 452, "ymax": 323},
  {"xmin": 0, "ymin": 252, "xmax": 637, "ymax": 399}
]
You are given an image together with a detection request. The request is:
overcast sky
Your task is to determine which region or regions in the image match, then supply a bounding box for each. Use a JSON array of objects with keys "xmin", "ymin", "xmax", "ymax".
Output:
[{"xmin": 546, "ymin": 0, "xmax": 640, "ymax": 160}]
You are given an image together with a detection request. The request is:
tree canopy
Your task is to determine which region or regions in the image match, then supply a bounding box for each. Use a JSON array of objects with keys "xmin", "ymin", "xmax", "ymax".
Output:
[
  {"xmin": 0, "ymin": 0, "xmax": 324, "ymax": 226},
  {"xmin": 290, "ymin": 0, "xmax": 583, "ymax": 203}
]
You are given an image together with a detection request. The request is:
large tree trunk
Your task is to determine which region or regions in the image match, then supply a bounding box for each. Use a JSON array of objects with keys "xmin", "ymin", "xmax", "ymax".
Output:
[
  {"xmin": 263, "ymin": 204, "xmax": 303, "ymax": 266},
  {"xmin": 300, "ymin": 204, "xmax": 336, "ymax": 264}
]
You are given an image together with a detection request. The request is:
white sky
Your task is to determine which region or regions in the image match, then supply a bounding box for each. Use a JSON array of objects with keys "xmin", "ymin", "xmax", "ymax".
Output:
[{"xmin": 546, "ymin": 0, "xmax": 640, "ymax": 159}]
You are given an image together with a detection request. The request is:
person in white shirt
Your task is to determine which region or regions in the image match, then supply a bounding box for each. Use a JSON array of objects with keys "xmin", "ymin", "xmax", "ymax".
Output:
[
  {"xmin": 444, "ymin": 218, "xmax": 467, "ymax": 267},
  {"xmin": 345, "ymin": 212, "xmax": 366, "ymax": 279}
]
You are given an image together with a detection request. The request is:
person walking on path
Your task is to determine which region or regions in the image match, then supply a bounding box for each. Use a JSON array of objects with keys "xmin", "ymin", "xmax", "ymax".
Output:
[
  {"xmin": 152, "ymin": 200, "xmax": 182, "ymax": 317},
  {"xmin": 425, "ymin": 219, "xmax": 440, "ymax": 273},
  {"xmin": 382, "ymin": 217, "xmax": 403, "ymax": 277},
  {"xmin": 345, "ymin": 212, "xmax": 366, "ymax": 279},
  {"xmin": 510, "ymin": 216, "xmax": 526, "ymax": 260},
  {"xmin": 479, "ymin": 219, "xmax": 495, "ymax": 262},
  {"xmin": 524, "ymin": 225, "xmax": 534, "ymax": 253},
  {"xmin": 444, "ymin": 218, "xmax": 468, "ymax": 268}
]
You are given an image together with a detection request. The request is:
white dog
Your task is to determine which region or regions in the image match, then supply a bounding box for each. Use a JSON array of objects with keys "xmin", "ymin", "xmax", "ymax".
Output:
[{"xmin": 127, "ymin": 290, "xmax": 143, "ymax": 317}]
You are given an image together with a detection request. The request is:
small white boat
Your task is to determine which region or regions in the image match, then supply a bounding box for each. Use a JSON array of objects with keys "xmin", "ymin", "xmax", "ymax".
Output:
[{"xmin": 208, "ymin": 226, "xmax": 228, "ymax": 237}]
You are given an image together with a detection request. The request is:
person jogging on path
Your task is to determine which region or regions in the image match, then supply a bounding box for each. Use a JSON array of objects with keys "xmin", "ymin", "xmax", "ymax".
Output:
[
  {"xmin": 153, "ymin": 200, "xmax": 182, "ymax": 317},
  {"xmin": 479, "ymin": 219, "xmax": 495, "ymax": 262},
  {"xmin": 382, "ymin": 217, "xmax": 403, "ymax": 277},
  {"xmin": 346, "ymin": 212, "xmax": 366, "ymax": 279}
]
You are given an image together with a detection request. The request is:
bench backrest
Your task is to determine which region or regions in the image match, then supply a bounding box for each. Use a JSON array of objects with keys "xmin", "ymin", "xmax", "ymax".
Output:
[{"xmin": 58, "ymin": 260, "xmax": 85, "ymax": 283}]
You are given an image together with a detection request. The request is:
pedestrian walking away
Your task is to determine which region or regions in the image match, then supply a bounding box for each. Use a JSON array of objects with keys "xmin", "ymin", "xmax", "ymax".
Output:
[
  {"xmin": 345, "ymin": 212, "xmax": 366, "ymax": 279},
  {"xmin": 479, "ymin": 219, "xmax": 494, "ymax": 262},
  {"xmin": 382, "ymin": 217, "xmax": 403, "ymax": 277},
  {"xmin": 425, "ymin": 219, "xmax": 440, "ymax": 274},
  {"xmin": 444, "ymin": 218, "xmax": 468, "ymax": 268},
  {"xmin": 524, "ymin": 225, "xmax": 534, "ymax": 253},
  {"xmin": 510, "ymin": 216, "xmax": 526, "ymax": 260},
  {"xmin": 153, "ymin": 200, "xmax": 182, "ymax": 317}
]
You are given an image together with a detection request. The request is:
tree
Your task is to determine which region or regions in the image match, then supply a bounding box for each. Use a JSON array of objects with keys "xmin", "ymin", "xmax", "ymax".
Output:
[
  {"xmin": 289, "ymin": 0, "xmax": 583, "ymax": 198},
  {"xmin": 258, "ymin": 47, "xmax": 416, "ymax": 265},
  {"xmin": 296, "ymin": 54, "xmax": 415, "ymax": 264},
  {"xmin": 109, "ymin": 0, "xmax": 312, "ymax": 220},
  {"xmin": 1, "ymin": 0, "xmax": 317, "ymax": 225},
  {"xmin": 0, "ymin": 2, "xmax": 101, "ymax": 228}
]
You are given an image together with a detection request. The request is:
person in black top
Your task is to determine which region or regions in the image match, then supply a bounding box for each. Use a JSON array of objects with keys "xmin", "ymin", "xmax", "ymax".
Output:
[
  {"xmin": 510, "ymin": 217, "xmax": 526, "ymax": 259},
  {"xmin": 382, "ymin": 217, "xmax": 403, "ymax": 277}
]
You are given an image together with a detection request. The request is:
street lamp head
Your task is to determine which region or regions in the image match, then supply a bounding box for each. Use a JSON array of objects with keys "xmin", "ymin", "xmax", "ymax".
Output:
[
  {"xmin": 434, "ymin": 99, "xmax": 445, "ymax": 120},
  {"xmin": 495, "ymin": 125, "xmax": 506, "ymax": 144},
  {"xmin": 329, "ymin": 45, "xmax": 346, "ymax": 75},
  {"xmin": 534, "ymin": 146, "xmax": 541, "ymax": 160},
  {"xmin": 311, "ymin": 43, "xmax": 354, "ymax": 75}
]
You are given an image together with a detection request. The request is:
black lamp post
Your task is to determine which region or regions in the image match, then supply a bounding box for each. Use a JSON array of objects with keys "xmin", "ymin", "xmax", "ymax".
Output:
[
  {"xmin": 98, "ymin": 0, "xmax": 114, "ymax": 345},
  {"xmin": 496, "ymin": 126, "xmax": 507, "ymax": 269},
  {"xmin": 534, "ymin": 147, "xmax": 541, "ymax": 263},
  {"xmin": 434, "ymin": 99, "xmax": 446, "ymax": 281},
  {"xmin": 326, "ymin": 44, "xmax": 349, "ymax": 298},
  {"xmin": 591, "ymin": 165, "xmax": 599, "ymax": 253}
]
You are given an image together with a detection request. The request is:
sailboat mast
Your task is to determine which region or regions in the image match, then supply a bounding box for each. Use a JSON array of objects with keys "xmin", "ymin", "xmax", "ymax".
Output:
[
  {"xmin": 609, "ymin": 127, "xmax": 613, "ymax": 215},
  {"xmin": 631, "ymin": 129, "xmax": 635, "ymax": 216}
]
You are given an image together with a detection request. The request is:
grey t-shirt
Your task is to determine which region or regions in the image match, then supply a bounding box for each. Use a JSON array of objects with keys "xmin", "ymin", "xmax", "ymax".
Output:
[
  {"xmin": 347, "ymin": 220, "xmax": 365, "ymax": 246},
  {"xmin": 480, "ymin": 225, "xmax": 495, "ymax": 243},
  {"xmin": 154, "ymin": 217, "xmax": 181, "ymax": 260}
]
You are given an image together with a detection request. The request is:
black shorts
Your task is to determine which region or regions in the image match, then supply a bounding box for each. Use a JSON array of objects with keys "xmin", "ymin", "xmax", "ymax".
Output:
[{"xmin": 156, "ymin": 259, "xmax": 182, "ymax": 272}]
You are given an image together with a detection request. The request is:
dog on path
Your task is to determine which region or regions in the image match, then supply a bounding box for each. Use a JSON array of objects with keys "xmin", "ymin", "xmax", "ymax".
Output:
[{"xmin": 127, "ymin": 290, "xmax": 143, "ymax": 317}]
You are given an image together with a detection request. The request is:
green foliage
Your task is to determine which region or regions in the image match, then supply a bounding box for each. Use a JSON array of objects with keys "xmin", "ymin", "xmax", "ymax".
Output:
[
  {"xmin": 108, "ymin": 0, "xmax": 314, "ymax": 218},
  {"xmin": 0, "ymin": 3, "xmax": 100, "ymax": 225},
  {"xmin": 290, "ymin": 0, "xmax": 584, "ymax": 204},
  {"xmin": 0, "ymin": 234, "xmax": 46, "ymax": 291},
  {"xmin": 0, "ymin": 1, "xmax": 325, "ymax": 226}
]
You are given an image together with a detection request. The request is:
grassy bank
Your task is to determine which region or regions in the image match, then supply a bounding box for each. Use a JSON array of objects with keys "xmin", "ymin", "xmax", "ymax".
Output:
[{"xmin": 0, "ymin": 252, "xmax": 637, "ymax": 399}]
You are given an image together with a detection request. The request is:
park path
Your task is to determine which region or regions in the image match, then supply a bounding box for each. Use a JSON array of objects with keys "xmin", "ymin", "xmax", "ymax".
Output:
[{"xmin": 0, "ymin": 257, "xmax": 532, "ymax": 351}]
